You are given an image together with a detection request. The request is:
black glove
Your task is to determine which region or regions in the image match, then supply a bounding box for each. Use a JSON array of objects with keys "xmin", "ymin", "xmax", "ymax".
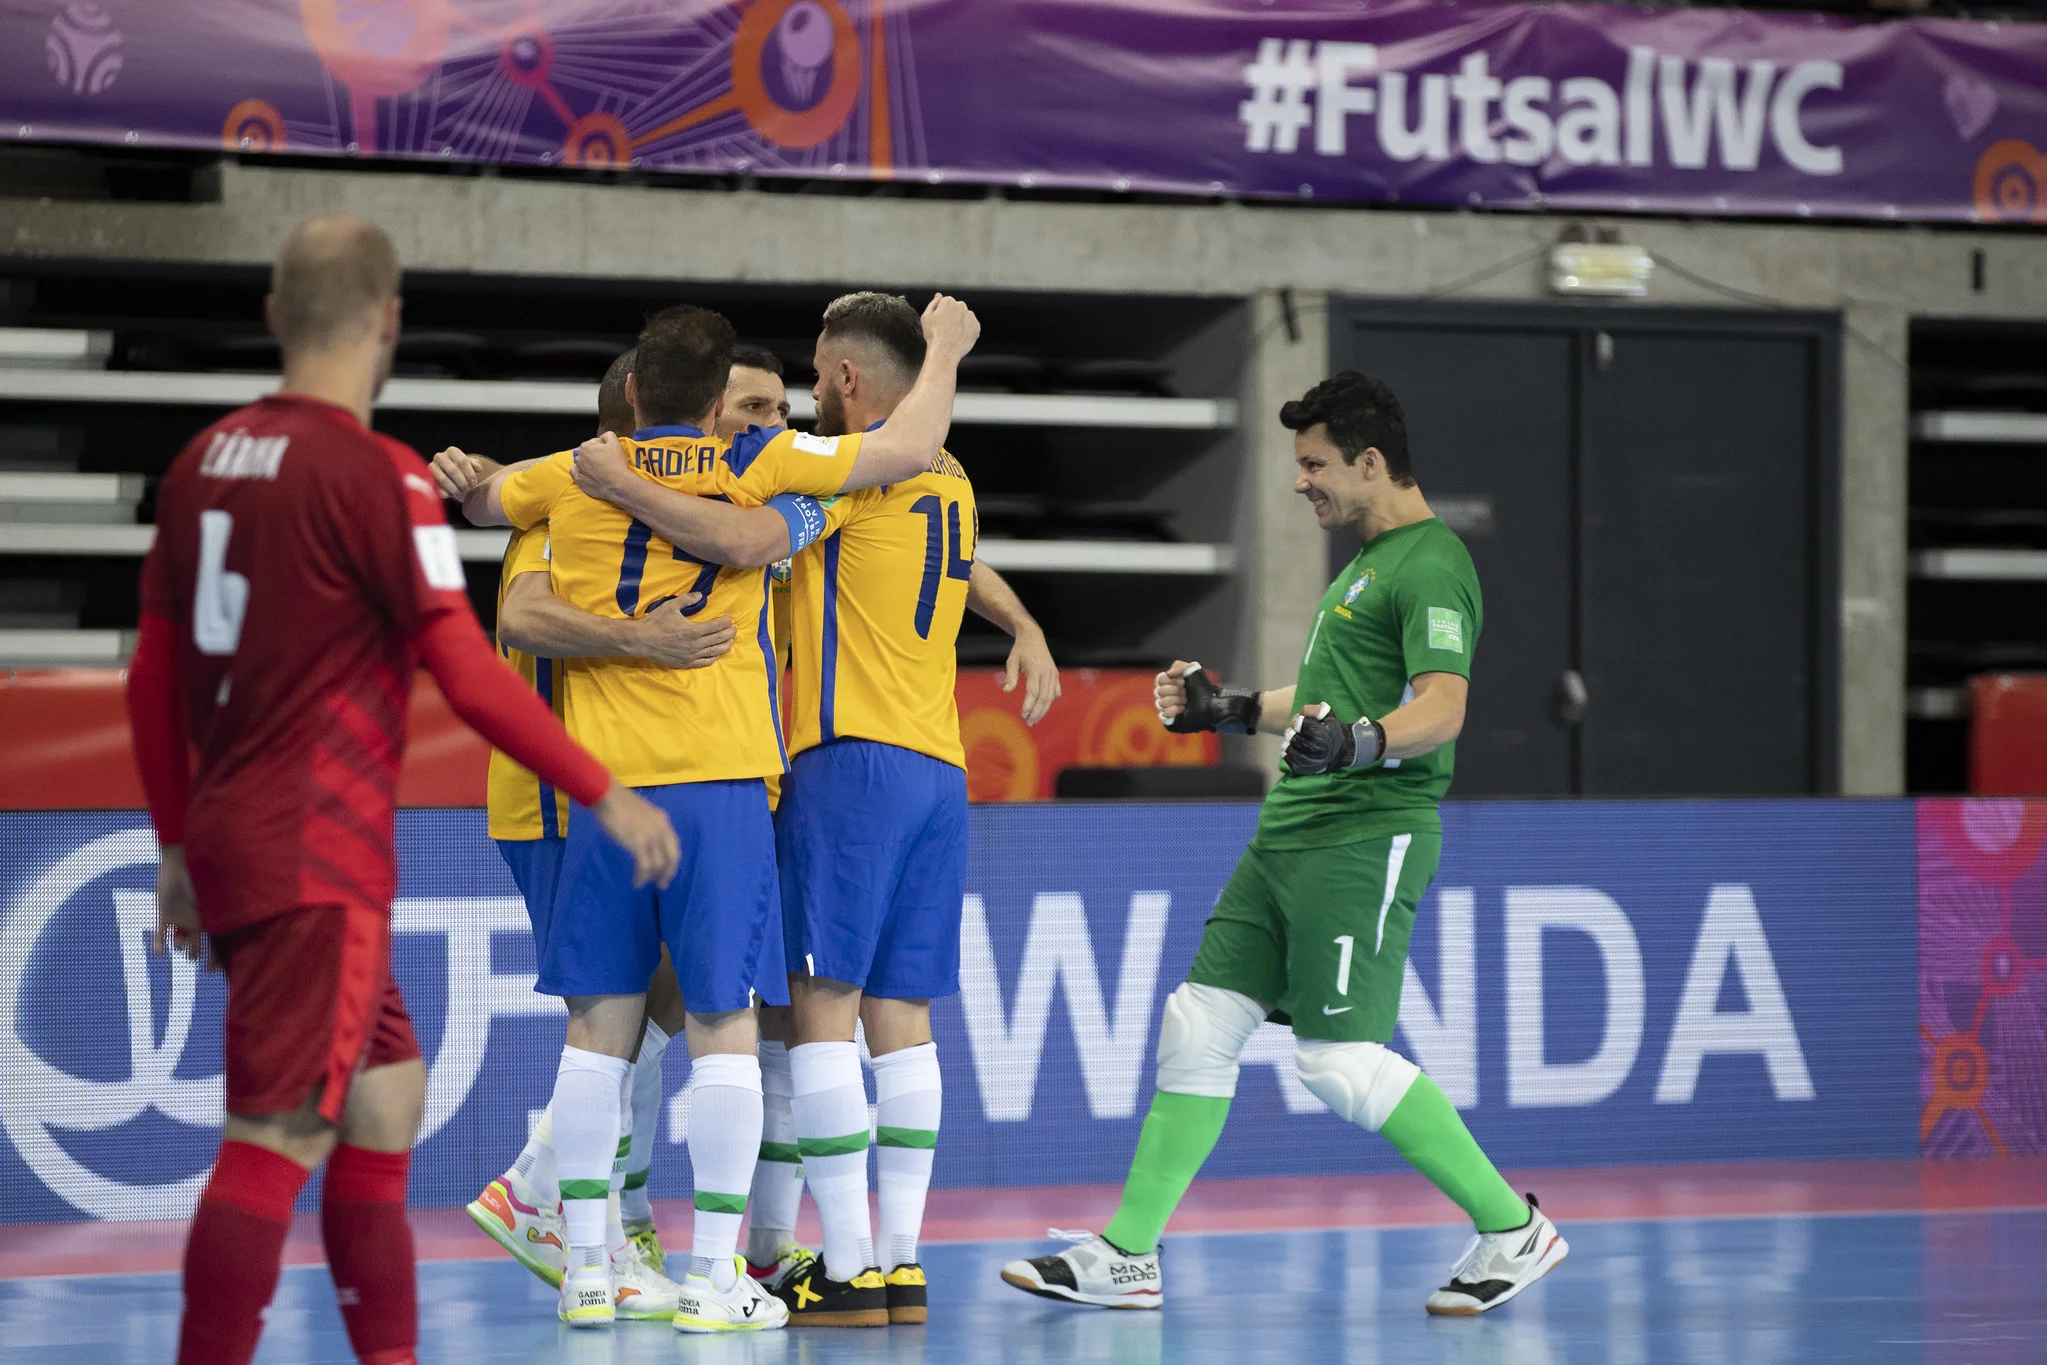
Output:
[
  {"xmin": 1282, "ymin": 704, "xmax": 1386, "ymax": 776},
  {"xmin": 1160, "ymin": 662, "xmax": 1261, "ymax": 735}
]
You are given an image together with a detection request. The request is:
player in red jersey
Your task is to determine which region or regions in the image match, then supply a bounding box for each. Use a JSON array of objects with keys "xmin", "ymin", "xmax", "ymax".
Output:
[{"xmin": 123, "ymin": 215, "xmax": 681, "ymax": 1365}]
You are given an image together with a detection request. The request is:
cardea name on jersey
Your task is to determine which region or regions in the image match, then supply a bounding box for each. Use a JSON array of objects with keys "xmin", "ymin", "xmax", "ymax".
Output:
[
  {"xmin": 630, "ymin": 442, "xmax": 720, "ymax": 478},
  {"xmin": 199, "ymin": 429, "xmax": 289, "ymax": 481}
]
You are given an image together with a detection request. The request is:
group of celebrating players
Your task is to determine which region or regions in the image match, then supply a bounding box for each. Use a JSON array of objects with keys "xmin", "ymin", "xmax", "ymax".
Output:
[{"xmin": 130, "ymin": 211, "xmax": 1563, "ymax": 1365}]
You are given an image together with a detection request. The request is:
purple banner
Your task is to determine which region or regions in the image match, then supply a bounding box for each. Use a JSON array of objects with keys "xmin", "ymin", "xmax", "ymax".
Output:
[
  {"xmin": 4, "ymin": 0, "xmax": 2044, "ymax": 224},
  {"xmin": 1919, "ymin": 800, "xmax": 2047, "ymax": 1158}
]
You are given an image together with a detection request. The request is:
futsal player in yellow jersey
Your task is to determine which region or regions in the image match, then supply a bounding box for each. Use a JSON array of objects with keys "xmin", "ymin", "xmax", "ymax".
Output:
[
  {"xmin": 459, "ymin": 298, "xmax": 983, "ymax": 1333},
  {"xmin": 567, "ymin": 292, "xmax": 1059, "ymax": 1327},
  {"xmin": 448, "ymin": 350, "xmax": 739, "ymax": 1303}
]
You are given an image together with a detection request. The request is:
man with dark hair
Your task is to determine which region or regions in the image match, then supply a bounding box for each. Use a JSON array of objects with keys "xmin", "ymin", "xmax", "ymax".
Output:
[
  {"xmin": 570, "ymin": 289, "xmax": 1059, "ymax": 1327},
  {"xmin": 446, "ymin": 294, "xmax": 985, "ymax": 1333},
  {"xmin": 452, "ymin": 340, "xmax": 734, "ymax": 1306},
  {"xmin": 127, "ymin": 215, "xmax": 678, "ymax": 1365},
  {"xmin": 1001, "ymin": 369, "xmax": 1567, "ymax": 1318},
  {"xmin": 724, "ymin": 344, "xmax": 791, "ymax": 436}
]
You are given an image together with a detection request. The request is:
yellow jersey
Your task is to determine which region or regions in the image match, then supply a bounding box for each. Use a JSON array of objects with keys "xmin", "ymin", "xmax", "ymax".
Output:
[
  {"xmin": 486, "ymin": 524, "xmax": 571, "ymax": 840},
  {"xmin": 497, "ymin": 423, "xmax": 861, "ymax": 787},
  {"xmin": 786, "ymin": 450, "xmax": 975, "ymax": 769}
]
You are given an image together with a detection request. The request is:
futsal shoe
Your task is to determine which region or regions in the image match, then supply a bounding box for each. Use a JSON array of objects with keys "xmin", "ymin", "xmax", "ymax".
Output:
[
  {"xmin": 673, "ymin": 1257, "xmax": 791, "ymax": 1333},
  {"xmin": 747, "ymin": 1242, "xmax": 815, "ymax": 1293},
  {"xmin": 466, "ymin": 1177, "xmax": 565, "ymax": 1287},
  {"xmin": 558, "ymin": 1262, "xmax": 617, "ymax": 1328},
  {"xmin": 883, "ymin": 1263, "xmax": 928, "ymax": 1323},
  {"xmin": 622, "ymin": 1218, "xmax": 666, "ymax": 1277},
  {"xmin": 999, "ymin": 1230, "xmax": 1162, "ymax": 1309},
  {"xmin": 1424, "ymin": 1194, "xmax": 1569, "ymax": 1316},
  {"xmin": 774, "ymin": 1254, "xmax": 890, "ymax": 1326},
  {"xmin": 610, "ymin": 1242, "xmax": 684, "ymax": 1321}
]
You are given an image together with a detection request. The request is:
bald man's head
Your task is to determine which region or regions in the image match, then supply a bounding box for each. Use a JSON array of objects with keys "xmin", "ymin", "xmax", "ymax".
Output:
[{"xmin": 267, "ymin": 215, "xmax": 401, "ymax": 355}]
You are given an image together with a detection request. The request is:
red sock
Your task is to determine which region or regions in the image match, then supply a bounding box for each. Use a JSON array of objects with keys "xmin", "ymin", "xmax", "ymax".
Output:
[
  {"xmin": 179, "ymin": 1140, "xmax": 309, "ymax": 1365},
  {"xmin": 322, "ymin": 1143, "xmax": 417, "ymax": 1363}
]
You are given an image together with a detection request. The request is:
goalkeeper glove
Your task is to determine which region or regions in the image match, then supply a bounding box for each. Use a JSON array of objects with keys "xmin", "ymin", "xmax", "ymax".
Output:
[
  {"xmin": 1160, "ymin": 661, "xmax": 1261, "ymax": 735},
  {"xmin": 1281, "ymin": 703, "xmax": 1386, "ymax": 776}
]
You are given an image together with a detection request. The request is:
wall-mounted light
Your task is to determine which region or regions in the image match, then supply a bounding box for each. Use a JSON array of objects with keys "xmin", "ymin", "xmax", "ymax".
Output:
[{"xmin": 1549, "ymin": 242, "xmax": 1653, "ymax": 297}]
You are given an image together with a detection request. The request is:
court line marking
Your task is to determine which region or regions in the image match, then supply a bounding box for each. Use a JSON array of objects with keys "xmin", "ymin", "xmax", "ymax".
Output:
[{"xmin": 6, "ymin": 1203, "xmax": 2045, "ymax": 1283}]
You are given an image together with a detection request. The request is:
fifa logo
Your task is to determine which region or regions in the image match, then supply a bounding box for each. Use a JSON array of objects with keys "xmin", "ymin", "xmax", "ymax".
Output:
[{"xmin": 0, "ymin": 830, "xmax": 221, "ymax": 1220}]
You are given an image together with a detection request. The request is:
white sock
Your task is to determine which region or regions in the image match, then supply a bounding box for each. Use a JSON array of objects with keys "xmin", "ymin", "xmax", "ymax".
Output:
[
  {"xmin": 747, "ymin": 1039, "xmax": 803, "ymax": 1268},
  {"xmin": 870, "ymin": 1042, "xmax": 941, "ymax": 1271},
  {"xmin": 622, "ymin": 1020, "xmax": 670, "ymax": 1226},
  {"xmin": 790, "ymin": 1040, "xmax": 874, "ymax": 1282},
  {"xmin": 511, "ymin": 1105, "xmax": 557, "ymax": 1206},
  {"xmin": 607, "ymin": 1060, "xmax": 633, "ymax": 1259},
  {"xmin": 551, "ymin": 1046, "xmax": 627, "ymax": 1270},
  {"xmin": 685, "ymin": 1051, "xmax": 763, "ymax": 1293}
]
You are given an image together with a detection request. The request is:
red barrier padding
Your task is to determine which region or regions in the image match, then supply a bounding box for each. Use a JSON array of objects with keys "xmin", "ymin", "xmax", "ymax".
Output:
[
  {"xmin": 1972, "ymin": 674, "xmax": 2047, "ymax": 796},
  {"xmin": 1, "ymin": 667, "xmax": 1214, "ymax": 808},
  {"xmin": 0, "ymin": 669, "xmax": 488, "ymax": 810},
  {"xmin": 956, "ymin": 667, "xmax": 1217, "ymax": 803}
]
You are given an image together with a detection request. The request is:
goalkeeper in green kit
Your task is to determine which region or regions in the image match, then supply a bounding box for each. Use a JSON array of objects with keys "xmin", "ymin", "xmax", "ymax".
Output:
[{"xmin": 1001, "ymin": 371, "xmax": 1566, "ymax": 1317}]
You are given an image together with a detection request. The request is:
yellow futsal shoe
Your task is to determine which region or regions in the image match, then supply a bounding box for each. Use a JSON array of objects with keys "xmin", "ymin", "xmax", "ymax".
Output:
[
  {"xmin": 465, "ymin": 1177, "xmax": 565, "ymax": 1288},
  {"xmin": 884, "ymin": 1262, "xmax": 928, "ymax": 1324},
  {"xmin": 622, "ymin": 1218, "xmax": 666, "ymax": 1277}
]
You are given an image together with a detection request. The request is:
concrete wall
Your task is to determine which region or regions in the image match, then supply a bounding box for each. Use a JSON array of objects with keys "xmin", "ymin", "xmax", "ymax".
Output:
[{"xmin": 9, "ymin": 163, "xmax": 2047, "ymax": 791}]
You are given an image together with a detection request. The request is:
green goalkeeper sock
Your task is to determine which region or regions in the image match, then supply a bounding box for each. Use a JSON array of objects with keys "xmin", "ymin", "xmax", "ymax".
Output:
[
  {"xmin": 1378, "ymin": 1075, "xmax": 1529, "ymax": 1233},
  {"xmin": 1101, "ymin": 1091, "xmax": 1231, "ymax": 1255}
]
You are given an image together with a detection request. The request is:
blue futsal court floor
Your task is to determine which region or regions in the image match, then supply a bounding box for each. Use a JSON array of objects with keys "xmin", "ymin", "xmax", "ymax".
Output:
[{"xmin": 6, "ymin": 1209, "xmax": 2044, "ymax": 1364}]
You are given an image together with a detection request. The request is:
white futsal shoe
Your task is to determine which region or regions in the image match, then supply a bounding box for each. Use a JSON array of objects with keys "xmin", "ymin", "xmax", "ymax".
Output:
[
  {"xmin": 1424, "ymin": 1194, "xmax": 1569, "ymax": 1316},
  {"xmin": 558, "ymin": 1261, "xmax": 616, "ymax": 1328},
  {"xmin": 673, "ymin": 1256, "xmax": 791, "ymax": 1333},
  {"xmin": 1000, "ymin": 1229, "xmax": 1163, "ymax": 1309},
  {"xmin": 610, "ymin": 1240, "xmax": 685, "ymax": 1321}
]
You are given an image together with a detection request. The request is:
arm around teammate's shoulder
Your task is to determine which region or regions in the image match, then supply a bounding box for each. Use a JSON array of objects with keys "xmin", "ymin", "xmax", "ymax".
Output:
[
  {"xmin": 571, "ymin": 432, "xmax": 800, "ymax": 568},
  {"xmin": 843, "ymin": 294, "xmax": 980, "ymax": 490}
]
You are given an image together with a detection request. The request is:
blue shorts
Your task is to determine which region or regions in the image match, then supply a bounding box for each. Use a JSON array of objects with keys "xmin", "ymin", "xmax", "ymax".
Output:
[
  {"xmin": 540, "ymin": 779, "xmax": 787, "ymax": 1010},
  {"xmin": 775, "ymin": 739, "xmax": 968, "ymax": 1000},
  {"xmin": 496, "ymin": 837, "xmax": 566, "ymax": 946}
]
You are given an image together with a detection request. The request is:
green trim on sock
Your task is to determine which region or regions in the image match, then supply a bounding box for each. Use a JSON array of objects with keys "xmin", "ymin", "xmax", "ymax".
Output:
[
  {"xmin": 798, "ymin": 1131, "xmax": 871, "ymax": 1158},
  {"xmin": 1101, "ymin": 1090, "xmax": 1231, "ymax": 1256},
  {"xmin": 622, "ymin": 1168, "xmax": 649, "ymax": 1191},
  {"xmin": 615, "ymin": 1136, "xmax": 632, "ymax": 1157},
  {"xmin": 560, "ymin": 1179, "xmax": 609, "ymax": 1202},
  {"xmin": 758, "ymin": 1140, "xmax": 802, "ymax": 1164},
  {"xmin": 876, "ymin": 1126, "xmax": 938, "ymax": 1150},
  {"xmin": 694, "ymin": 1189, "xmax": 748, "ymax": 1215},
  {"xmin": 1378, "ymin": 1075, "xmax": 1528, "ymax": 1233}
]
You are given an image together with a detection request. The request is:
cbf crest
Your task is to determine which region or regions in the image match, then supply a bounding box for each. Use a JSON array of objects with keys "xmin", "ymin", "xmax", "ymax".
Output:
[{"xmin": 1343, "ymin": 568, "xmax": 1375, "ymax": 606}]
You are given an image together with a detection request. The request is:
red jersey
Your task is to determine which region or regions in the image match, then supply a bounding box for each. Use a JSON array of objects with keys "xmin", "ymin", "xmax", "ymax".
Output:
[{"xmin": 139, "ymin": 394, "xmax": 477, "ymax": 931}]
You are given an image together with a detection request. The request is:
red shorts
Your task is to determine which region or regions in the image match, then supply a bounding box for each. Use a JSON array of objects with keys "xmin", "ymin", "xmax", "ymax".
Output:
[{"xmin": 212, "ymin": 903, "xmax": 421, "ymax": 1123}]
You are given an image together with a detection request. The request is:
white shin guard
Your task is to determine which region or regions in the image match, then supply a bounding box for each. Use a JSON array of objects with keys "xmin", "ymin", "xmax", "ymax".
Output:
[
  {"xmin": 1153, "ymin": 982, "xmax": 1268, "ymax": 1098},
  {"xmin": 1294, "ymin": 1038, "xmax": 1420, "ymax": 1132}
]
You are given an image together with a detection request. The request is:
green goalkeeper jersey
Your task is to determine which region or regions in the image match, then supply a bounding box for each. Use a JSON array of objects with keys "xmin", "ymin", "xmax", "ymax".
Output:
[{"xmin": 1253, "ymin": 516, "xmax": 1482, "ymax": 850}]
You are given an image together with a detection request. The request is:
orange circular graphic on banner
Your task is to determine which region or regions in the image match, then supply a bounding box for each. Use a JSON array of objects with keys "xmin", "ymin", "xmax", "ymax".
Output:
[
  {"xmin": 299, "ymin": 0, "xmax": 454, "ymax": 102},
  {"xmin": 562, "ymin": 112, "xmax": 631, "ymax": 168},
  {"xmin": 729, "ymin": 0, "xmax": 862, "ymax": 149},
  {"xmin": 1077, "ymin": 675, "xmax": 1211, "ymax": 768},
  {"xmin": 962, "ymin": 707, "xmax": 1040, "ymax": 803},
  {"xmin": 1973, "ymin": 139, "xmax": 2047, "ymax": 225},
  {"xmin": 222, "ymin": 98, "xmax": 287, "ymax": 152}
]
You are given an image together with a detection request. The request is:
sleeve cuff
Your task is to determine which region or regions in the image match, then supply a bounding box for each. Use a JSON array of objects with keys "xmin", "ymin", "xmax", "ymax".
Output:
[{"xmin": 766, "ymin": 494, "xmax": 827, "ymax": 556}]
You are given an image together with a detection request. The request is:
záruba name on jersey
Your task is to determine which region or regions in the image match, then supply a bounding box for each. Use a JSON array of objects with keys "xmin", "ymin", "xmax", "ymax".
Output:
[{"xmin": 199, "ymin": 429, "xmax": 288, "ymax": 481}]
